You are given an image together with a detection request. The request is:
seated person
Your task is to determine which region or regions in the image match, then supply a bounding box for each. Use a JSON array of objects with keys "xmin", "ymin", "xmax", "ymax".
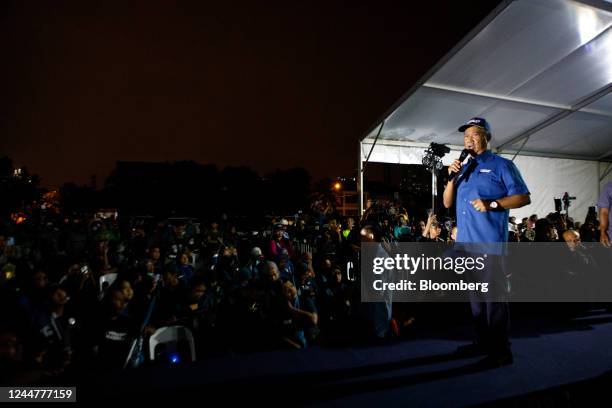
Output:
[{"xmin": 273, "ymin": 281, "xmax": 319, "ymax": 349}]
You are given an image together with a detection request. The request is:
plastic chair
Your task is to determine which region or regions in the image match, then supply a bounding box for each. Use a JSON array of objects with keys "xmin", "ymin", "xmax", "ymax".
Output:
[
  {"xmin": 99, "ymin": 273, "xmax": 118, "ymax": 293},
  {"xmin": 149, "ymin": 325, "xmax": 196, "ymax": 363}
]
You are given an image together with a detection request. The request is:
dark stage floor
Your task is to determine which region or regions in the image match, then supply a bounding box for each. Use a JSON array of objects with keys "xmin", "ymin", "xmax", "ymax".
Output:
[{"xmin": 87, "ymin": 308, "xmax": 612, "ymax": 406}]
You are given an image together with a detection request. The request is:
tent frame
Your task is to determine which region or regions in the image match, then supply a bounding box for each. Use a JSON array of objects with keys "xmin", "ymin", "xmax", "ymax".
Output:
[{"xmin": 357, "ymin": 0, "xmax": 612, "ymax": 214}]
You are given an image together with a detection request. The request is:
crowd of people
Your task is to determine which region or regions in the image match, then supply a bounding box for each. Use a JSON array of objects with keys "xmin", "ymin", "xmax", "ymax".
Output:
[
  {"xmin": 0, "ymin": 198, "xmax": 606, "ymax": 384},
  {"xmin": 1, "ymin": 206, "xmax": 365, "ymax": 383}
]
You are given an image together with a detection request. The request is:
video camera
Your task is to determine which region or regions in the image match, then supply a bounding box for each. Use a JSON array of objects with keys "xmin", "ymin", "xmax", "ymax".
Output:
[
  {"xmin": 422, "ymin": 142, "xmax": 451, "ymax": 172},
  {"xmin": 562, "ymin": 192, "xmax": 576, "ymax": 211},
  {"xmin": 554, "ymin": 192, "xmax": 576, "ymax": 213}
]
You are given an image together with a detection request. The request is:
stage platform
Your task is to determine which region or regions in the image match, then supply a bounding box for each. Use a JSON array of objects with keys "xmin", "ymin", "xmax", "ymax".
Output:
[{"xmin": 88, "ymin": 308, "xmax": 612, "ymax": 406}]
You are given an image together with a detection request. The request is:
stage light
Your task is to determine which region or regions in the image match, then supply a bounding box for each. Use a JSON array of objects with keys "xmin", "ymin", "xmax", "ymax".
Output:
[
  {"xmin": 170, "ymin": 353, "xmax": 180, "ymax": 364},
  {"xmin": 333, "ymin": 182, "xmax": 342, "ymax": 190}
]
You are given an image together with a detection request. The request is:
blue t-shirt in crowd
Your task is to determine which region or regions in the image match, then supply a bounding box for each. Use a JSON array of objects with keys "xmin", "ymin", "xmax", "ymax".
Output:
[{"xmin": 456, "ymin": 150, "xmax": 530, "ymax": 244}]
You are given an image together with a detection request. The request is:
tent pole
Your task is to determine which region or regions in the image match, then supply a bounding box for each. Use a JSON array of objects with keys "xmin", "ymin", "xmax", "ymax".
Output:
[
  {"xmin": 601, "ymin": 162, "xmax": 612, "ymax": 182},
  {"xmin": 360, "ymin": 121, "xmax": 384, "ymax": 217},
  {"xmin": 362, "ymin": 121, "xmax": 384, "ymax": 172},
  {"xmin": 598, "ymin": 162, "xmax": 601, "ymax": 199},
  {"xmin": 431, "ymin": 169, "xmax": 436, "ymax": 212},
  {"xmin": 358, "ymin": 141, "xmax": 364, "ymax": 216}
]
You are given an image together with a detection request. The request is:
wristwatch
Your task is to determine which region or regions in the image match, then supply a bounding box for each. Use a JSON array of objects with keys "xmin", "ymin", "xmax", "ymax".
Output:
[{"xmin": 489, "ymin": 200, "xmax": 499, "ymax": 210}]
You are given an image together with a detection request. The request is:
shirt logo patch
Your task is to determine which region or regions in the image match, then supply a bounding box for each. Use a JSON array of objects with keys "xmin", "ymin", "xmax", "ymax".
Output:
[
  {"xmin": 105, "ymin": 331, "xmax": 127, "ymax": 342},
  {"xmin": 479, "ymin": 169, "xmax": 492, "ymax": 173}
]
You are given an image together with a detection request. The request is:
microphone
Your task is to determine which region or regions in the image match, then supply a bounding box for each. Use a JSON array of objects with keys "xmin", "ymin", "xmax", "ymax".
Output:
[{"xmin": 449, "ymin": 149, "xmax": 470, "ymax": 180}]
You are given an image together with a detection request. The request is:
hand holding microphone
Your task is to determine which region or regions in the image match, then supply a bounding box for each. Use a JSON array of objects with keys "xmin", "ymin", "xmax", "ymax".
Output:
[{"xmin": 447, "ymin": 149, "xmax": 470, "ymax": 180}]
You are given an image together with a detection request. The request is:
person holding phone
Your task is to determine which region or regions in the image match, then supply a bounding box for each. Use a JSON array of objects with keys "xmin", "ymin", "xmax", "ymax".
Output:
[{"xmin": 420, "ymin": 212, "xmax": 444, "ymax": 242}]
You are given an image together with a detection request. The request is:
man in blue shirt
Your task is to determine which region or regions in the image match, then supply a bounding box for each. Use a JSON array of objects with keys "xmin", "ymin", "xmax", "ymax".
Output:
[
  {"xmin": 598, "ymin": 181, "xmax": 612, "ymax": 248},
  {"xmin": 443, "ymin": 117, "xmax": 531, "ymax": 367}
]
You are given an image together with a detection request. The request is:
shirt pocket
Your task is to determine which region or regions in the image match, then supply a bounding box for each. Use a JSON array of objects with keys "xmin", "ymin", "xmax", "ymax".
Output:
[{"xmin": 476, "ymin": 171, "xmax": 505, "ymax": 199}]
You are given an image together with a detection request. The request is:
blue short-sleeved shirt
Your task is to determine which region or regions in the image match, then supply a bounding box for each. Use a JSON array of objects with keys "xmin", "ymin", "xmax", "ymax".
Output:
[
  {"xmin": 456, "ymin": 151, "xmax": 530, "ymax": 243},
  {"xmin": 597, "ymin": 181, "xmax": 612, "ymax": 239}
]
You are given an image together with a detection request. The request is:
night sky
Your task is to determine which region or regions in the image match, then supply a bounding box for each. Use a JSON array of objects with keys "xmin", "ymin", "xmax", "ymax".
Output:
[{"xmin": 1, "ymin": 0, "xmax": 500, "ymax": 188}]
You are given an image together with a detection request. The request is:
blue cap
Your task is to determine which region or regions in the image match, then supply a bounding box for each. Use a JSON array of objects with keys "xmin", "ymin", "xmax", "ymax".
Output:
[{"xmin": 458, "ymin": 117, "xmax": 491, "ymax": 134}]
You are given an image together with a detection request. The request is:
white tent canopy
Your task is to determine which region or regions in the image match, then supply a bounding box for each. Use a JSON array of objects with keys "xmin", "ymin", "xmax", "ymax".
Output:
[{"xmin": 359, "ymin": 0, "xmax": 612, "ymax": 223}]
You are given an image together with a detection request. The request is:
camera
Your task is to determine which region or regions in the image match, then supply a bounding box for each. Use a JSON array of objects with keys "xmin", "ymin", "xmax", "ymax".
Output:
[
  {"xmin": 422, "ymin": 143, "xmax": 450, "ymax": 172},
  {"xmin": 562, "ymin": 192, "xmax": 576, "ymax": 211},
  {"xmin": 429, "ymin": 142, "xmax": 451, "ymax": 157},
  {"xmin": 554, "ymin": 193, "xmax": 577, "ymax": 213},
  {"xmin": 554, "ymin": 198, "xmax": 562, "ymax": 213}
]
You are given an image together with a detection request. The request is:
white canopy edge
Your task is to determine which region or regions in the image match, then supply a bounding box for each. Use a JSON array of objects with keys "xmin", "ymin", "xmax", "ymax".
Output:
[{"xmin": 360, "ymin": 138, "xmax": 612, "ymax": 223}]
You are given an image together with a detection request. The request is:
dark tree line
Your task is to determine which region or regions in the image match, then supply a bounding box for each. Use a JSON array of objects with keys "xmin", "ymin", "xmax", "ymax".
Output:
[
  {"xmin": 1, "ymin": 156, "xmax": 314, "ymax": 219},
  {"xmin": 103, "ymin": 161, "xmax": 311, "ymax": 217}
]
